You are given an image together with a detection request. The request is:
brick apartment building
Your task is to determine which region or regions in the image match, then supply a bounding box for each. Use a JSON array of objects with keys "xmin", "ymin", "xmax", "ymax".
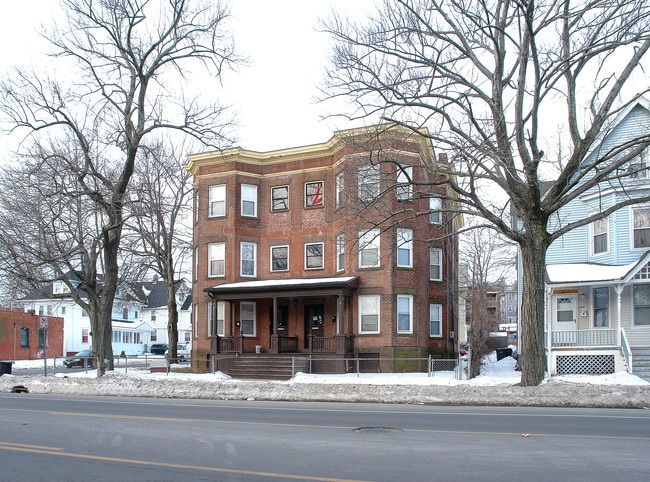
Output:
[
  {"xmin": 185, "ymin": 125, "xmax": 460, "ymax": 372},
  {"xmin": 0, "ymin": 310, "xmax": 64, "ymax": 361}
]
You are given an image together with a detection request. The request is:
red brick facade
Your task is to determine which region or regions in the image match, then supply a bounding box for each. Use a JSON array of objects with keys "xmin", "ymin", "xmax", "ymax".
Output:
[
  {"xmin": 0, "ymin": 310, "xmax": 65, "ymax": 361},
  {"xmin": 186, "ymin": 126, "xmax": 459, "ymax": 369}
]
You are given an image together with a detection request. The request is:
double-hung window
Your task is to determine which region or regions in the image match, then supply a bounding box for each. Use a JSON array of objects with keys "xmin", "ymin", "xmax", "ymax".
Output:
[
  {"xmin": 336, "ymin": 234, "xmax": 345, "ymax": 271},
  {"xmin": 429, "ymin": 197, "xmax": 441, "ymax": 224},
  {"xmin": 396, "ymin": 166, "xmax": 412, "ymax": 201},
  {"xmin": 270, "ymin": 245, "xmax": 289, "ymax": 272},
  {"xmin": 359, "ymin": 295, "xmax": 380, "ymax": 333},
  {"xmin": 430, "ymin": 248, "xmax": 442, "ymax": 281},
  {"xmin": 241, "ymin": 184, "xmax": 258, "ymax": 217},
  {"xmin": 429, "ymin": 303, "xmax": 442, "ymax": 337},
  {"xmin": 209, "ymin": 185, "xmax": 226, "ymax": 217},
  {"xmin": 397, "ymin": 228, "xmax": 413, "ymax": 268},
  {"xmin": 592, "ymin": 217, "xmax": 608, "ymax": 255},
  {"xmin": 208, "ymin": 242, "xmax": 225, "ymax": 277},
  {"xmin": 240, "ymin": 242, "xmax": 257, "ymax": 277},
  {"xmin": 305, "ymin": 242, "xmax": 324, "ymax": 269},
  {"xmin": 240, "ymin": 301, "xmax": 256, "ymax": 336},
  {"xmin": 336, "ymin": 172, "xmax": 344, "ymax": 207},
  {"xmin": 633, "ymin": 284, "xmax": 650, "ymax": 325},
  {"xmin": 593, "ymin": 287, "xmax": 609, "ymax": 327},
  {"xmin": 305, "ymin": 181, "xmax": 323, "ymax": 207},
  {"xmin": 633, "ymin": 206, "xmax": 650, "ymax": 249},
  {"xmin": 20, "ymin": 327, "xmax": 29, "ymax": 348},
  {"xmin": 359, "ymin": 229, "xmax": 380, "ymax": 268},
  {"xmin": 358, "ymin": 165, "xmax": 380, "ymax": 201},
  {"xmin": 216, "ymin": 301, "xmax": 225, "ymax": 336},
  {"xmin": 272, "ymin": 186, "xmax": 289, "ymax": 211},
  {"xmin": 397, "ymin": 295, "xmax": 413, "ymax": 334}
]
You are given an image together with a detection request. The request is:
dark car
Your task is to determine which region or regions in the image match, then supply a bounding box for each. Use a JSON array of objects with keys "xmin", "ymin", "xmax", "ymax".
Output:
[
  {"xmin": 63, "ymin": 349, "xmax": 94, "ymax": 368},
  {"xmin": 150, "ymin": 344, "xmax": 168, "ymax": 355}
]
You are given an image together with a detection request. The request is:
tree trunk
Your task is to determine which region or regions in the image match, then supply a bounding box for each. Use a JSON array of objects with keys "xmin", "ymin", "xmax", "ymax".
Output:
[
  {"xmin": 167, "ymin": 282, "xmax": 179, "ymax": 362},
  {"xmin": 519, "ymin": 236, "xmax": 550, "ymax": 386}
]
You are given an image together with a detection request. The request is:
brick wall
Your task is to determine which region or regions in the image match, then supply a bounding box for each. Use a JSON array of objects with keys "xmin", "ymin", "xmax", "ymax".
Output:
[{"xmin": 0, "ymin": 310, "xmax": 65, "ymax": 360}]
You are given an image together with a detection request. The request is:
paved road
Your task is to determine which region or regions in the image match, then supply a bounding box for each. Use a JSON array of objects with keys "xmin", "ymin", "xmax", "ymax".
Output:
[{"xmin": 0, "ymin": 394, "xmax": 649, "ymax": 481}]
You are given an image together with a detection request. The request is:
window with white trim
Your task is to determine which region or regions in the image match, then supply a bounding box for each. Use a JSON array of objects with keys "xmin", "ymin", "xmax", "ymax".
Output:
[
  {"xmin": 633, "ymin": 284, "xmax": 650, "ymax": 325},
  {"xmin": 397, "ymin": 295, "xmax": 413, "ymax": 333},
  {"xmin": 270, "ymin": 245, "xmax": 289, "ymax": 272},
  {"xmin": 430, "ymin": 303, "xmax": 442, "ymax": 337},
  {"xmin": 208, "ymin": 242, "xmax": 225, "ymax": 277},
  {"xmin": 429, "ymin": 197, "xmax": 441, "ymax": 224},
  {"xmin": 209, "ymin": 184, "xmax": 226, "ymax": 217},
  {"xmin": 194, "ymin": 247, "xmax": 198, "ymax": 281},
  {"xmin": 633, "ymin": 206, "xmax": 650, "ymax": 249},
  {"xmin": 397, "ymin": 228, "xmax": 413, "ymax": 268},
  {"xmin": 195, "ymin": 190, "xmax": 199, "ymax": 223},
  {"xmin": 396, "ymin": 166, "xmax": 412, "ymax": 201},
  {"xmin": 359, "ymin": 295, "xmax": 380, "ymax": 333},
  {"xmin": 240, "ymin": 242, "xmax": 257, "ymax": 277},
  {"xmin": 430, "ymin": 248, "xmax": 442, "ymax": 280},
  {"xmin": 207, "ymin": 301, "xmax": 214, "ymax": 337},
  {"xmin": 336, "ymin": 171, "xmax": 344, "ymax": 207},
  {"xmin": 305, "ymin": 242, "xmax": 324, "ymax": 269},
  {"xmin": 358, "ymin": 165, "xmax": 380, "ymax": 201},
  {"xmin": 272, "ymin": 186, "xmax": 289, "ymax": 211},
  {"xmin": 216, "ymin": 300, "xmax": 225, "ymax": 336},
  {"xmin": 592, "ymin": 217, "xmax": 608, "ymax": 255},
  {"xmin": 241, "ymin": 184, "xmax": 258, "ymax": 217},
  {"xmin": 305, "ymin": 181, "xmax": 324, "ymax": 207},
  {"xmin": 336, "ymin": 234, "xmax": 345, "ymax": 271},
  {"xmin": 359, "ymin": 229, "xmax": 380, "ymax": 268},
  {"xmin": 240, "ymin": 301, "xmax": 256, "ymax": 336},
  {"xmin": 593, "ymin": 287, "xmax": 609, "ymax": 327}
]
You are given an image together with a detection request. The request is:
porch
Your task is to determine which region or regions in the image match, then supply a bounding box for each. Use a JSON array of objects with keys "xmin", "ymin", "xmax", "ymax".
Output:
[{"xmin": 210, "ymin": 332, "xmax": 355, "ymax": 355}]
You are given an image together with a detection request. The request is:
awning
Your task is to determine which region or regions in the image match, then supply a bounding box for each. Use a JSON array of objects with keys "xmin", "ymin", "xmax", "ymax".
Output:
[
  {"xmin": 204, "ymin": 276, "xmax": 360, "ymax": 300},
  {"xmin": 546, "ymin": 251, "xmax": 650, "ymax": 287}
]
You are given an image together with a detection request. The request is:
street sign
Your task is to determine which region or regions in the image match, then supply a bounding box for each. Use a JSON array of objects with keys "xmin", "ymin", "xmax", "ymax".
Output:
[{"xmin": 40, "ymin": 317, "xmax": 48, "ymax": 329}]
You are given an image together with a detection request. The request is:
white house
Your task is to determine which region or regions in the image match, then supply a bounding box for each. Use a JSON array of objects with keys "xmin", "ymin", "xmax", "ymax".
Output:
[
  {"xmin": 19, "ymin": 273, "xmax": 151, "ymax": 355},
  {"xmin": 131, "ymin": 278, "xmax": 192, "ymax": 348}
]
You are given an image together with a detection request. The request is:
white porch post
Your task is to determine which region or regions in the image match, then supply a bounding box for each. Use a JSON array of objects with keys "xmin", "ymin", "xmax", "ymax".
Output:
[
  {"xmin": 615, "ymin": 284, "xmax": 624, "ymax": 347},
  {"xmin": 546, "ymin": 286, "xmax": 553, "ymax": 376}
]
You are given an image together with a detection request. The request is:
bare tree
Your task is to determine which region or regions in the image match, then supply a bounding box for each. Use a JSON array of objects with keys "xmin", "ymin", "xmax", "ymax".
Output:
[
  {"xmin": 125, "ymin": 138, "xmax": 193, "ymax": 362},
  {"xmin": 461, "ymin": 223, "xmax": 515, "ymax": 378},
  {"xmin": 323, "ymin": 0, "xmax": 650, "ymax": 385},
  {"xmin": 0, "ymin": 0, "xmax": 239, "ymax": 374},
  {"xmin": 0, "ymin": 138, "xmax": 147, "ymax": 366}
]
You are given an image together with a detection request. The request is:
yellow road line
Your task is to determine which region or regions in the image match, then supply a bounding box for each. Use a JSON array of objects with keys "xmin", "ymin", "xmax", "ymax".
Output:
[{"xmin": 0, "ymin": 443, "xmax": 368, "ymax": 482}]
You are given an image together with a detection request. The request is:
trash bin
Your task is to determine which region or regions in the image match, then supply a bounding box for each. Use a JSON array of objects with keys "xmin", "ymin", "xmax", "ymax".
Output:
[
  {"xmin": 0, "ymin": 361, "xmax": 12, "ymax": 375},
  {"xmin": 255, "ymin": 345, "xmax": 262, "ymax": 354},
  {"xmin": 496, "ymin": 348, "xmax": 513, "ymax": 361}
]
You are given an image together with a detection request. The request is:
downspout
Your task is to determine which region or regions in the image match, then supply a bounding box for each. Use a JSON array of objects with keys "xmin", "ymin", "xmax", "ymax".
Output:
[{"xmin": 546, "ymin": 286, "xmax": 553, "ymax": 376}]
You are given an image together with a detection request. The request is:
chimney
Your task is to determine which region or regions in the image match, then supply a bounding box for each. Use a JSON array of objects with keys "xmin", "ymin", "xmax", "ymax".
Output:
[
  {"xmin": 438, "ymin": 153, "xmax": 448, "ymax": 163},
  {"xmin": 153, "ymin": 274, "xmax": 158, "ymax": 282}
]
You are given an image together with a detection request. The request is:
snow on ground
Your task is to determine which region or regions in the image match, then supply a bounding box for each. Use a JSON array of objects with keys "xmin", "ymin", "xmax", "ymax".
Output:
[{"xmin": 1, "ymin": 352, "xmax": 648, "ymax": 408}]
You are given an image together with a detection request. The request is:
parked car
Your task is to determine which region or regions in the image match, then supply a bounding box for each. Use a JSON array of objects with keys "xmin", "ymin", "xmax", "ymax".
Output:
[
  {"xmin": 165, "ymin": 343, "xmax": 191, "ymax": 360},
  {"xmin": 63, "ymin": 349, "xmax": 94, "ymax": 368},
  {"xmin": 150, "ymin": 344, "xmax": 168, "ymax": 355}
]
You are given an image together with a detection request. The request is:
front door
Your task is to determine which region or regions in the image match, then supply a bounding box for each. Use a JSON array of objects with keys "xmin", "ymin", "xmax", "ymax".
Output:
[
  {"xmin": 304, "ymin": 304, "xmax": 324, "ymax": 349},
  {"xmin": 553, "ymin": 294, "xmax": 577, "ymax": 345}
]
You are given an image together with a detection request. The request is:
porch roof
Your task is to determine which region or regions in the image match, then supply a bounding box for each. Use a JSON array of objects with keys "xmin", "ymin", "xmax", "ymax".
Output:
[
  {"xmin": 546, "ymin": 251, "xmax": 650, "ymax": 287},
  {"xmin": 204, "ymin": 276, "xmax": 360, "ymax": 300}
]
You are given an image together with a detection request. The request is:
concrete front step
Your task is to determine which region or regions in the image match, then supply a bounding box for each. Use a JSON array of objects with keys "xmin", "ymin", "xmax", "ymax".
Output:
[
  {"xmin": 227, "ymin": 355, "xmax": 310, "ymax": 380},
  {"xmin": 630, "ymin": 348, "xmax": 650, "ymax": 379}
]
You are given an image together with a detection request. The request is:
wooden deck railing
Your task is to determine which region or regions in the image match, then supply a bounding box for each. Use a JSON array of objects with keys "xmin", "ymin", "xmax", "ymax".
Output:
[{"xmin": 550, "ymin": 329, "xmax": 617, "ymax": 348}]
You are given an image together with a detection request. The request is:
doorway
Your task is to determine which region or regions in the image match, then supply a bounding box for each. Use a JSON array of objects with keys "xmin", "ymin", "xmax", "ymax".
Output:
[{"xmin": 304, "ymin": 304, "xmax": 324, "ymax": 348}]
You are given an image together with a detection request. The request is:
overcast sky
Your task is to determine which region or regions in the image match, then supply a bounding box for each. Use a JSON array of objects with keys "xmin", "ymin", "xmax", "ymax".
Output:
[{"xmin": 0, "ymin": 0, "xmax": 377, "ymax": 158}]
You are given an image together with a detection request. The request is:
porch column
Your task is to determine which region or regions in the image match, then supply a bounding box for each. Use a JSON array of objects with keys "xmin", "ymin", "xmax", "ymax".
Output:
[
  {"xmin": 347, "ymin": 295, "xmax": 354, "ymax": 334},
  {"xmin": 615, "ymin": 284, "xmax": 624, "ymax": 346},
  {"xmin": 546, "ymin": 286, "xmax": 553, "ymax": 376},
  {"xmin": 272, "ymin": 297, "xmax": 278, "ymax": 333},
  {"xmin": 336, "ymin": 295, "xmax": 343, "ymax": 335}
]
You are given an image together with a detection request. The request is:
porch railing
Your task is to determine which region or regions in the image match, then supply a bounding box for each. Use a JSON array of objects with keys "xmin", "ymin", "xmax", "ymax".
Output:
[
  {"xmin": 215, "ymin": 336, "xmax": 243, "ymax": 353},
  {"xmin": 308, "ymin": 334, "xmax": 355, "ymax": 355},
  {"xmin": 270, "ymin": 335, "xmax": 299, "ymax": 353},
  {"xmin": 550, "ymin": 329, "xmax": 617, "ymax": 348},
  {"xmin": 620, "ymin": 328, "xmax": 633, "ymax": 373}
]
